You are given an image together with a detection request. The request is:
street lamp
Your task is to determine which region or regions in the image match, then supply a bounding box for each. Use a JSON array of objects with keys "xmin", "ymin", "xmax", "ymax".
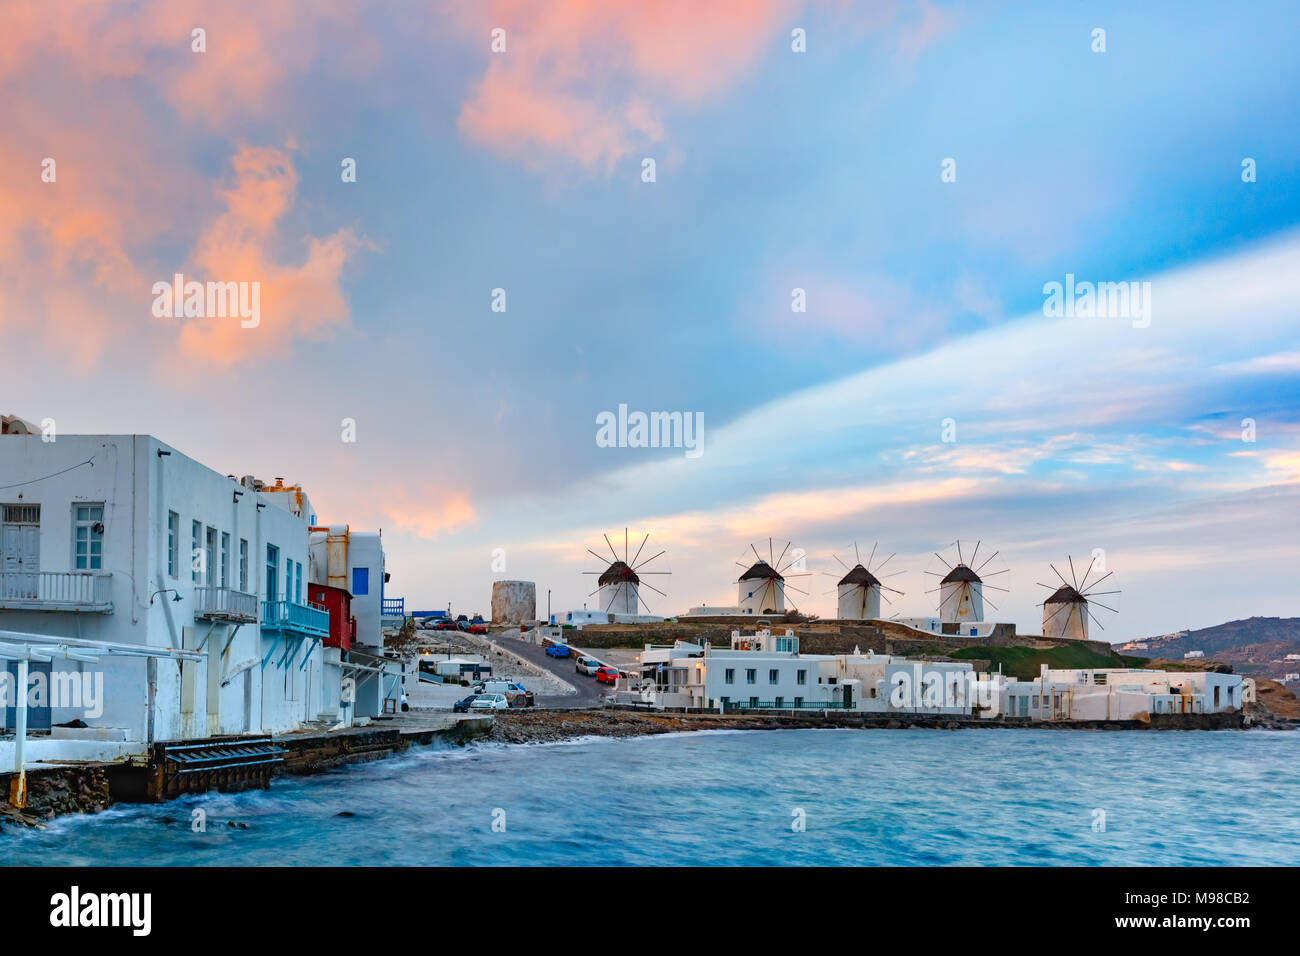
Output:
[{"xmin": 149, "ymin": 589, "xmax": 183, "ymax": 606}]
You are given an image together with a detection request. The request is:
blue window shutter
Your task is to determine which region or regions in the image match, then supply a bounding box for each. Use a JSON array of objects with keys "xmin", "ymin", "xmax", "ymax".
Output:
[{"xmin": 353, "ymin": 567, "xmax": 369, "ymax": 595}]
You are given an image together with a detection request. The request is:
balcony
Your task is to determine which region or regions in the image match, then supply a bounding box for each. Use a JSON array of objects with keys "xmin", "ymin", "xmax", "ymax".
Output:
[
  {"xmin": 195, "ymin": 586, "xmax": 259, "ymax": 623},
  {"xmin": 0, "ymin": 571, "xmax": 113, "ymax": 613},
  {"xmin": 260, "ymin": 599, "xmax": 329, "ymax": 639}
]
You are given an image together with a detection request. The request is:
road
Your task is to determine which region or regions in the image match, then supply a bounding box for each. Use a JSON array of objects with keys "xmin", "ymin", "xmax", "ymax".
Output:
[{"xmin": 490, "ymin": 632, "xmax": 609, "ymax": 708}]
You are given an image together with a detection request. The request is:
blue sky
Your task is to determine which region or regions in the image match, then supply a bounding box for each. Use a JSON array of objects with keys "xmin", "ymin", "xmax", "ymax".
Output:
[{"xmin": 4, "ymin": 0, "xmax": 1299, "ymax": 639}]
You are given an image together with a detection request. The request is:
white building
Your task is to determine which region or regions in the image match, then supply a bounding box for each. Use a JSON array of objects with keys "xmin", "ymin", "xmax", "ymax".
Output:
[
  {"xmin": 999, "ymin": 665, "xmax": 1245, "ymax": 721},
  {"xmin": 306, "ymin": 522, "xmax": 400, "ymax": 718},
  {"xmin": 630, "ymin": 629, "xmax": 983, "ymax": 715},
  {"xmin": 0, "ymin": 433, "xmax": 337, "ymax": 765},
  {"xmin": 555, "ymin": 608, "xmax": 663, "ymax": 628}
]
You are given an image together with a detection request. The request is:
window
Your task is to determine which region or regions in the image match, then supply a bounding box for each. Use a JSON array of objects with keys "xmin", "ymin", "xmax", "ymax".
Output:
[
  {"xmin": 797, "ymin": 669, "xmax": 807, "ymax": 686},
  {"xmin": 285, "ymin": 558, "xmax": 292, "ymax": 602},
  {"xmin": 167, "ymin": 511, "xmax": 179, "ymax": 578},
  {"xmin": 775, "ymin": 697, "xmax": 784, "ymax": 708},
  {"xmin": 205, "ymin": 526, "xmax": 217, "ymax": 586},
  {"xmin": 3, "ymin": 504, "xmax": 40, "ymax": 523},
  {"xmin": 295, "ymin": 561, "xmax": 302, "ymax": 603},
  {"xmin": 352, "ymin": 567, "xmax": 369, "ymax": 596},
  {"xmin": 769, "ymin": 669, "xmax": 778, "ymax": 685},
  {"xmin": 266, "ymin": 544, "xmax": 279, "ymax": 601},
  {"xmin": 191, "ymin": 520, "xmax": 201, "ymax": 582},
  {"xmin": 73, "ymin": 504, "xmax": 104, "ymax": 570},
  {"xmin": 724, "ymin": 668, "xmax": 734, "ymax": 685},
  {"xmin": 794, "ymin": 697, "xmax": 803, "ymax": 708},
  {"xmin": 749, "ymin": 697, "xmax": 758, "ymax": 708},
  {"xmin": 745, "ymin": 668, "xmax": 756, "ymax": 685},
  {"xmin": 220, "ymin": 533, "xmax": 230, "ymax": 587},
  {"xmin": 239, "ymin": 539, "xmax": 249, "ymax": 591},
  {"xmin": 775, "ymin": 635, "xmax": 797, "ymax": 652}
]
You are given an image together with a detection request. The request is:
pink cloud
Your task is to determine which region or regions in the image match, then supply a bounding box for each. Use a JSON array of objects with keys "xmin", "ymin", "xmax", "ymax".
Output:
[{"xmin": 453, "ymin": 0, "xmax": 952, "ymax": 171}]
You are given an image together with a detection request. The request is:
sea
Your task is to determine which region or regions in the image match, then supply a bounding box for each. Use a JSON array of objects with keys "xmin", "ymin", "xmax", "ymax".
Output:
[{"xmin": 3, "ymin": 728, "xmax": 1298, "ymax": 866}]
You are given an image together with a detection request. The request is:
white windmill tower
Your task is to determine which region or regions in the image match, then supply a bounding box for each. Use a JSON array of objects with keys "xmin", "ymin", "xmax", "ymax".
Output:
[
  {"xmin": 1038, "ymin": 556, "xmax": 1120, "ymax": 640},
  {"xmin": 583, "ymin": 529, "xmax": 671, "ymax": 615},
  {"xmin": 926, "ymin": 540, "xmax": 1009, "ymax": 624},
  {"xmin": 825, "ymin": 542, "xmax": 905, "ymax": 620},
  {"xmin": 735, "ymin": 539, "xmax": 811, "ymax": 615}
]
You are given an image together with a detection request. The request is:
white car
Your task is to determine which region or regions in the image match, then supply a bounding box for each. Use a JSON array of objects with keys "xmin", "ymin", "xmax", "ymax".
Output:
[
  {"xmin": 576, "ymin": 657, "xmax": 602, "ymax": 676},
  {"xmin": 469, "ymin": 693, "xmax": 509, "ymax": 711}
]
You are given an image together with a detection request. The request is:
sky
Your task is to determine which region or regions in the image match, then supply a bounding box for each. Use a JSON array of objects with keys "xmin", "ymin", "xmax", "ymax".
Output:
[{"xmin": 2, "ymin": 0, "xmax": 1299, "ymax": 642}]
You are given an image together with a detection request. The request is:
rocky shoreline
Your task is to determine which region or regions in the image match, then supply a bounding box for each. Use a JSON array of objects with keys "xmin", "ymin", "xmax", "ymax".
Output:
[{"xmin": 482, "ymin": 707, "xmax": 1270, "ymax": 746}]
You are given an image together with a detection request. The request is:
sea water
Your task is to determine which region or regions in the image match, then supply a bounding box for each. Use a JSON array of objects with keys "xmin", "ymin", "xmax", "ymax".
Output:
[{"xmin": 2, "ymin": 728, "xmax": 1297, "ymax": 866}]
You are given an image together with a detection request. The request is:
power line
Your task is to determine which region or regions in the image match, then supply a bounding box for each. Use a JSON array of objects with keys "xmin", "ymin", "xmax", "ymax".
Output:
[{"xmin": 0, "ymin": 456, "xmax": 95, "ymax": 490}]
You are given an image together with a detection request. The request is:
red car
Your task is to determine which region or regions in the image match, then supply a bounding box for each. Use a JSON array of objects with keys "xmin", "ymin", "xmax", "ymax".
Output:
[
  {"xmin": 468, "ymin": 623, "xmax": 487, "ymax": 635},
  {"xmin": 595, "ymin": 666, "xmax": 620, "ymax": 686}
]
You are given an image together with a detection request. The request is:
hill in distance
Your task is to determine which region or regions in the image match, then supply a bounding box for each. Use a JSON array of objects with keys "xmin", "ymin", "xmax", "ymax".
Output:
[{"xmin": 1117, "ymin": 617, "xmax": 1300, "ymax": 681}]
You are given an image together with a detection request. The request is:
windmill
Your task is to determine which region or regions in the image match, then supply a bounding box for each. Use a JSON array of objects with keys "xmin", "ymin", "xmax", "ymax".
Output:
[
  {"xmin": 925, "ymin": 540, "xmax": 1009, "ymax": 623},
  {"xmin": 1038, "ymin": 555, "xmax": 1120, "ymax": 640},
  {"xmin": 735, "ymin": 538, "xmax": 812, "ymax": 615},
  {"xmin": 582, "ymin": 529, "xmax": 671, "ymax": 615},
  {"xmin": 824, "ymin": 542, "xmax": 905, "ymax": 620}
]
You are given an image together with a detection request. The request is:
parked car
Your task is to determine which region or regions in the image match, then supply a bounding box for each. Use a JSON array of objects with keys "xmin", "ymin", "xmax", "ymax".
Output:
[
  {"xmin": 476, "ymin": 680, "xmax": 534, "ymax": 708},
  {"xmin": 467, "ymin": 623, "xmax": 488, "ymax": 635},
  {"xmin": 505, "ymin": 683, "xmax": 535, "ymax": 707},
  {"xmin": 470, "ymin": 693, "xmax": 509, "ymax": 711},
  {"xmin": 595, "ymin": 666, "xmax": 620, "ymax": 685},
  {"xmin": 546, "ymin": 643, "xmax": 571, "ymax": 658},
  {"xmin": 434, "ymin": 619, "xmax": 458, "ymax": 631},
  {"xmin": 576, "ymin": 657, "xmax": 601, "ymax": 676},
  {"xmin": 452, "ymin": 694, "xmax": 480, "ymax": 713}
]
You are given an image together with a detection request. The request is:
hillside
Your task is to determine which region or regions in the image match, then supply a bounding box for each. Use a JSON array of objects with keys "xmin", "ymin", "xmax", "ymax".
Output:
[
  {"xmin": 1117, "ymin": 617, "xmax": 1300, "ymax": 682},
  {"xmin": 950, "ymin": 644, "xmax": 1140, "ymax": 681}
]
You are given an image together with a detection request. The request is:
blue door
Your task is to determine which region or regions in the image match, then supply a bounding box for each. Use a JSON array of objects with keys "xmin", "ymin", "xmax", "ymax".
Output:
[{"xmin": 4, "ymin": 660, "xmax": 52, "ymax": 731}]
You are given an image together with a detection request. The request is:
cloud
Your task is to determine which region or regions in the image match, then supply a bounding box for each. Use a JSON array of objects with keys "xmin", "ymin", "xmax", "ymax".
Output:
[
  {"xmin": 171, "ymin": 146, "xmax": 360, "ymax": 366},
  {"xmin": 375, "ymin": 484, "xmax": 477, "ymax": 540},
  {"xmin": 0, "ymin": 2, "xmax": 366, "ymax": 369},
  {"xmin": 453, "ymin": 0, "xmax": 952, "ymax": 171}
]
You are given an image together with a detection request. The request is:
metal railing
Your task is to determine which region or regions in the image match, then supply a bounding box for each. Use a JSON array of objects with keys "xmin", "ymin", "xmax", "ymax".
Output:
[
  {"xmin": 260, "ymin": 599, "xmax": 330, "ymax": 638},
  {"xmin": 195, "ymin": 586, "xmax": 259, "ymax": 622},
  {"xmin": 721, "ymin": 699, "xmax": 853, "ymax": 711},
  {"xmin": 0, "ymin": 571, "xmax": 112, "ymax": 611}
]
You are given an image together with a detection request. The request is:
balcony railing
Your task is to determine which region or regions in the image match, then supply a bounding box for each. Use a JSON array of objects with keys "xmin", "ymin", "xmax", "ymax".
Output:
[
  {"xmin": 0, "ymin": 571, "xmax": 113, "ymax": 612},
  {"xmin": 195, "ymin": 586, "xmax": 259, "ymax": 623},
  {"xmin": 381, "ymin": 597, "xmax": 405, "ymax": 617},
  {"xmin": 721, "ymin": 699, "xmax": 852, "ymax": 711},
  {"xmin": 260, "ymin": 599, "xmax": 329, "ymax": 638}
]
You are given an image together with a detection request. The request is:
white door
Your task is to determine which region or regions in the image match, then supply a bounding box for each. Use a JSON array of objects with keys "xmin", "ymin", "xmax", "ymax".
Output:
[{"xmin": 2, "ymin": 523, "xmax": 40, "ymax": 599}]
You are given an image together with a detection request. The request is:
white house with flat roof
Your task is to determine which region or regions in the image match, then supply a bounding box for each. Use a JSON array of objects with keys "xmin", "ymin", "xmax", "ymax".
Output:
[
  {"xmin": 999, "ymin": 665, "xmax": 1245, "ymax": 721},
  {"xmin": 0, "ymin": 433, "xmax": 334, "ymax": 762},
  {"xmin": 630, "ymin": 629, "xmax": 984, "ymax": 715}
]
